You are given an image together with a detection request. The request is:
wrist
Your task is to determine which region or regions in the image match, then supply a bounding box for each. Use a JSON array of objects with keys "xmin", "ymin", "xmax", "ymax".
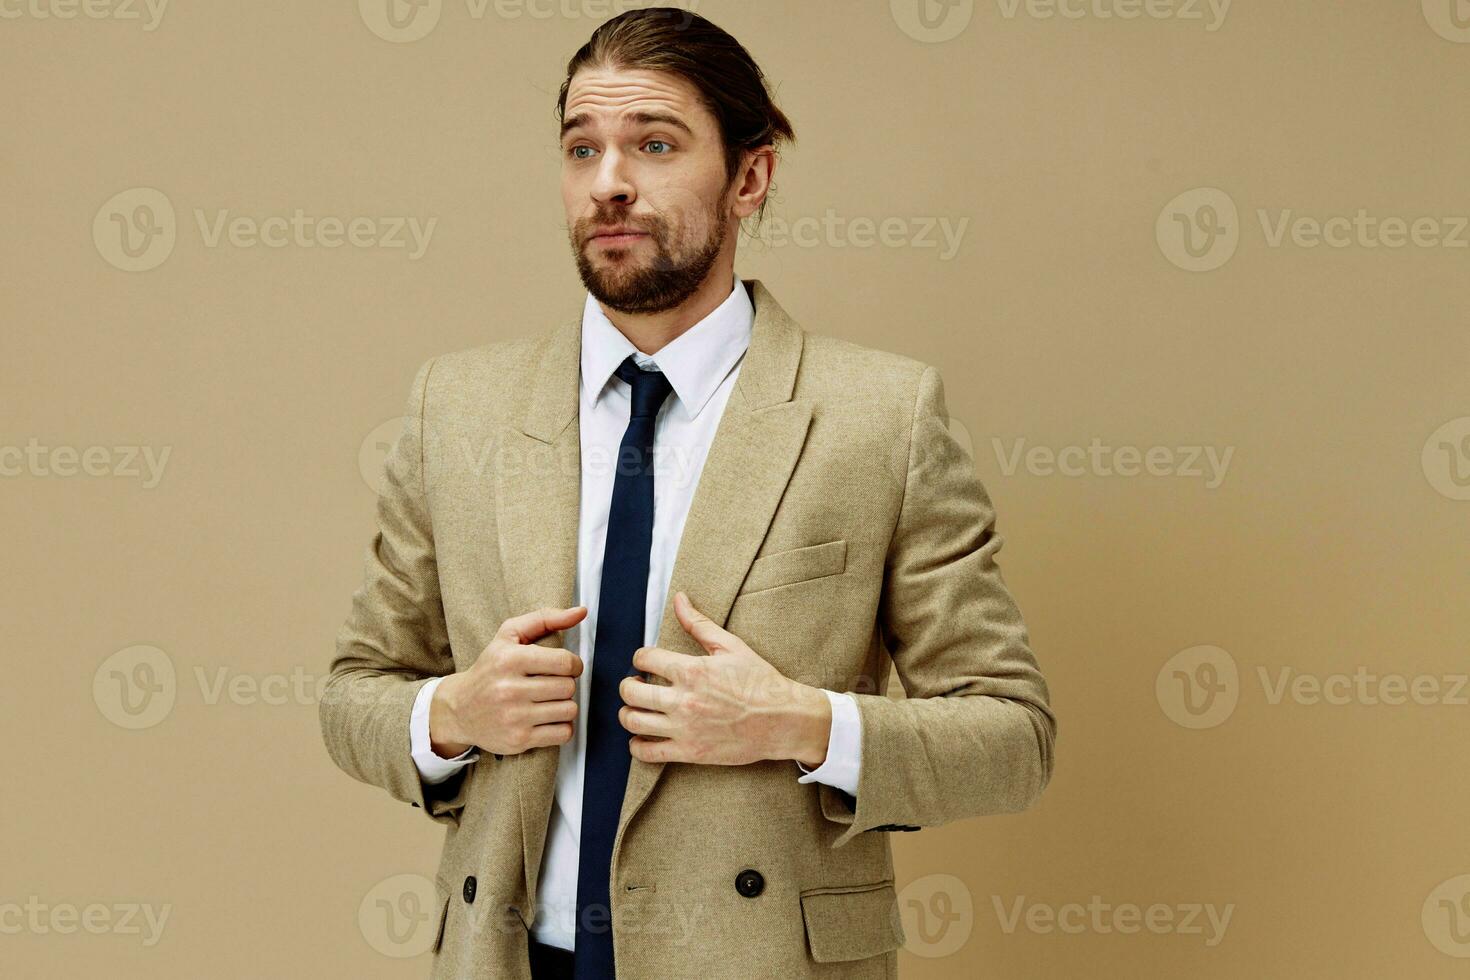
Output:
[
  {"xmin": 780, "ymin": 682, "xmax": 832, "ymax": 769},
  {"xmin": 429, "ymin": 675, "xmax": 473, "ymax": 759}
]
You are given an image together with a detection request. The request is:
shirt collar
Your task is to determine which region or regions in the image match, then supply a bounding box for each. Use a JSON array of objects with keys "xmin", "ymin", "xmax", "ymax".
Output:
[{"xmin": 580, "ymin": 274, "xmax": 753, "ymax": 421}]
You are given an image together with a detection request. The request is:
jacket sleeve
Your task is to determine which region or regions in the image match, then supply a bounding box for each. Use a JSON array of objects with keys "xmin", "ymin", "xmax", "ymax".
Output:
[
  {"xmin": 317, "ymin": 356, "xmax": 474, "ymax": 825},
  {"xmin": 815, "ymin": 363, "xmax": 1057, "ymax": 848}
]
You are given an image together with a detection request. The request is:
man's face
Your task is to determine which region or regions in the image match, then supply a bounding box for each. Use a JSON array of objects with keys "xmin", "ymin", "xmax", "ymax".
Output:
[{"xmin": 560, "ymin": 66, "xmax": 735, "ymax": 314}]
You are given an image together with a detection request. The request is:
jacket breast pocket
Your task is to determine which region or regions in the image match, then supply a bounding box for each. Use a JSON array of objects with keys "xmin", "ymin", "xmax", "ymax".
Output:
[
  {"xmin": 737, "ymin": 539, "xmax": 847, "ymax": 596},
  {"xmin": 799, "ymin": 878, "xmax": 906, "ymax": 963}
]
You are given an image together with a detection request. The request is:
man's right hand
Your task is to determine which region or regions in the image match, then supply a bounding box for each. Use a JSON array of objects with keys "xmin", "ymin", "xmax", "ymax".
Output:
[{"xmin": 429, "ymin": 605, "xmax": 587, "ymax": 758}]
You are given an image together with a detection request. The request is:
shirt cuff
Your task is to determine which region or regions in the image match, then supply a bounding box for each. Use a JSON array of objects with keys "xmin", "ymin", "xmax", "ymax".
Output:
[
  {"xmin": 410, "ymin": 675, "xmax": 479, "ymax": 784},
  {"xmin": 794, "ymin": 690, "xmax": 861, "ymax": 797}
]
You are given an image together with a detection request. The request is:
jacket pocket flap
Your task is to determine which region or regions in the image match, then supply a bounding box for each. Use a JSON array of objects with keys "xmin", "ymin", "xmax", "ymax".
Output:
[
  {"xmin": 799, "ymin": 879, "xmax": 905, "ymax": 963},
  {"xmin": 740, "ymin": 539, "xmax": 847, "ymax": 595}
]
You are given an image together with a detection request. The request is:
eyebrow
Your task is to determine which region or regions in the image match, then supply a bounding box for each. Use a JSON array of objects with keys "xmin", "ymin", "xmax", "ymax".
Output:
[{"xmin": 560, "ymin": 110, "xmax": 694, "ymax": 143}]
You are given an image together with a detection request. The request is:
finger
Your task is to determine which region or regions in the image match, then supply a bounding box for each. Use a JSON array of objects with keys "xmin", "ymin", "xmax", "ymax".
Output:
[
  {"xmin": 529, "ymin": 699, "xmax": 578, "ymax": 726},
  {"xmin": 673, "ymin": 590, "xmax": 732, "ymax": 654},
  {"xmin": 629, "ymin": 734, "xmax": 680, "ymax": 763},
  {"xmin": 618, "ymin": 706, "xmax": 673, "ymax": 738},
  {"xmin": 498, "ymin": 605, "xmax": 587, "ymax": 645},
  {"xmin": 525, "ymin": 722, "xmax": 573, "ymax": 748},
  {"xmin": 619, "ymin": 674, "xmax": 677, "ymax": 713},
  {"xmin": 512, "ymin": 644, "xmax": 583, "ymax": 678},
  {"xmin": 630, "ymin": 645, "xmax": 692, "ymax": 685},
  {"xmin": 519, "ymin": 675, "xmax": 578, "ymax": 702}
]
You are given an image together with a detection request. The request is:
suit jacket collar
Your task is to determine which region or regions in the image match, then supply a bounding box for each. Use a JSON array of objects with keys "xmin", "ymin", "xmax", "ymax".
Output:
[
  {"xmin": 579, "ymin": 273, "xmax": 755, "ymax": 423},
  {"xmin": 518, "ymin": 276, "xmax": 801, "ymax": 444}
]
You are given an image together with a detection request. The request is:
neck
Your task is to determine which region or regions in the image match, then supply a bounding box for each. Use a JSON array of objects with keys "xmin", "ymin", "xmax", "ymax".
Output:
[{"xmin": 599, "ymin": 268, "xmax": 737, "ymax": 356}]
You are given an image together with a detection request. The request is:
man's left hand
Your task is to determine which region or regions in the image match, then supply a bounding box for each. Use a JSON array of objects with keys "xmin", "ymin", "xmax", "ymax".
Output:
[{"xmin": 618, "ymin": 590, "xmax": 832, "ymax": 768}]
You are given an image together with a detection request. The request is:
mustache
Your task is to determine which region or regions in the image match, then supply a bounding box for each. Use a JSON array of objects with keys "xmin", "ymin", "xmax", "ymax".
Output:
[{"xmin": 581, "ymin": 217, "xmax": 661, "ymax": 243}]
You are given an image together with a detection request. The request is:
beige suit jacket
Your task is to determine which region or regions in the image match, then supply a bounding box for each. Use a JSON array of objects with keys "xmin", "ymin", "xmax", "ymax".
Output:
[{"xmin": 319, "ymin": 278, "xmax": 1056, "ymax": 979}]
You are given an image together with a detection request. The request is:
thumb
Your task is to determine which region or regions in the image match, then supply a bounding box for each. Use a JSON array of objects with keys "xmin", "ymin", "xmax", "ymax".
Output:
[{"xmin": 674, "ymin": 591, "xmax": 730, "ymax": 654}]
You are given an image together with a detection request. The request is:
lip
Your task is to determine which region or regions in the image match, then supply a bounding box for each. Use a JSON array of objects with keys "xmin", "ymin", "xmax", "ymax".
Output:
[{"xmin": 591, "ymin": 231, "xmax": 649, "ymax": 245}]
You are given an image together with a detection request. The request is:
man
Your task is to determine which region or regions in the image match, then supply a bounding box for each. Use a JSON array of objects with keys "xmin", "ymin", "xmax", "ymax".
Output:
[{"xmin": 319, "ymin": 8, "xmax": 1055, "ymax": 979}]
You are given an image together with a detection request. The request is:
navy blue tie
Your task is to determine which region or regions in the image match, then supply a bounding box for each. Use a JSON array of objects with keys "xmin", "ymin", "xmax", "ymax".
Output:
[{"xmin": 574, "ymin": 355, "xmax": 674, "ymax": 979}]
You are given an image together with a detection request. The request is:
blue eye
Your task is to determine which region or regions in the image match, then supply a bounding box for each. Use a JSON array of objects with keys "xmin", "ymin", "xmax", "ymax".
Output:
[
  {"xmin": 645, "ymin": 141, "xmax": 670, "ymax": 154},
  {"xmin": 569, "ymin": 146, "xmax": 593, "ymax": 160}
]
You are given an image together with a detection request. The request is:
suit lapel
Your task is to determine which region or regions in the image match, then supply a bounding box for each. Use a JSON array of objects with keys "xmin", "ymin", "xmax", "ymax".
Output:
[{"xmin": 497, "ymin": 279, "xmax": 811, "ymax": 909}]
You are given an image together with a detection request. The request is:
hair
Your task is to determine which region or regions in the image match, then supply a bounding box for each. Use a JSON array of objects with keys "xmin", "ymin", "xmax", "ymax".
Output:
[{"xmin": 556, "ymin": 6, "xmax": 795, "ymax": 228}]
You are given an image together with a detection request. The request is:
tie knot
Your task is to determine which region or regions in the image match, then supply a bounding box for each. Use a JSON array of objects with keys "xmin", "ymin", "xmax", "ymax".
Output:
[{"xmin": 615, "ymin": 355, "xmax": 674, "ymax": 419}]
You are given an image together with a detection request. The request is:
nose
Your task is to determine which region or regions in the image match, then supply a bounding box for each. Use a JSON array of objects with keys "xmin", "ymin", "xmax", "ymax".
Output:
[{"xmin": 589, "ymin": 148, "xmax": 636, "ymax": 208}]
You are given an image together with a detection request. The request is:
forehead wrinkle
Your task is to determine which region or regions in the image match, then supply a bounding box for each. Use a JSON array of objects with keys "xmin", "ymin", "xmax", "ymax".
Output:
[{"xmin": 564, "ymin": 71, "xmax": 697, "ymax": 126}]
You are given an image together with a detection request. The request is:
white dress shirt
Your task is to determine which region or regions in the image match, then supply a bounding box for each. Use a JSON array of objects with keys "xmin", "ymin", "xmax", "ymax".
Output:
[{"xmin": 408, "ymin": 274, "xmax": 862, "ymax": 951}]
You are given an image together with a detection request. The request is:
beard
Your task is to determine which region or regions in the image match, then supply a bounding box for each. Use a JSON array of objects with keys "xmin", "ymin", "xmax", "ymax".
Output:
[{"xmin": 571, "ymin": 194, "xmax": 729, "ymax": 315}]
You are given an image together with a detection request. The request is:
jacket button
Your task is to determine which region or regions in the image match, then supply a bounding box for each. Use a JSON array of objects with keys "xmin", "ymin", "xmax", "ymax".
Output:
[
  {"xmin": 462, "ymin": 876, "xmax": 477, "ymax": 904},
  {"xmin": 734, "ymin": 869, "xmax": 764, "ymax": 898}
]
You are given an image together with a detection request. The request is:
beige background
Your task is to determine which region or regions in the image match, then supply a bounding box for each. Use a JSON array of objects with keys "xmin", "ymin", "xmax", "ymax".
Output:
[{"xmin": 5, "ymin": 1, "xmax": 1469, "ymax": 976}]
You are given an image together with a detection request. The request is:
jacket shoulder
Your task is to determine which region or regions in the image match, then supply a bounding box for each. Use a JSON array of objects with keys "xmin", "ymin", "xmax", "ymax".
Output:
[
  {"xmin": 415, "ymin": 321, "xmax": 568, "ymax": 417},
  {"xmin": 797, "ymin": 329, "xmax": 931, "ymax": 402}
]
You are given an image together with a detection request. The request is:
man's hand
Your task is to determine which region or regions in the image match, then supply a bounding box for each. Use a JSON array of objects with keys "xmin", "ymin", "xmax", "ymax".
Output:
[
  {"xmin": 429, "ymin": 605, "xmax": 587, "ymax": 758},
  {"xmin": 618, "ymin": 591, "xmax": 833, "ymax": 768}
]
